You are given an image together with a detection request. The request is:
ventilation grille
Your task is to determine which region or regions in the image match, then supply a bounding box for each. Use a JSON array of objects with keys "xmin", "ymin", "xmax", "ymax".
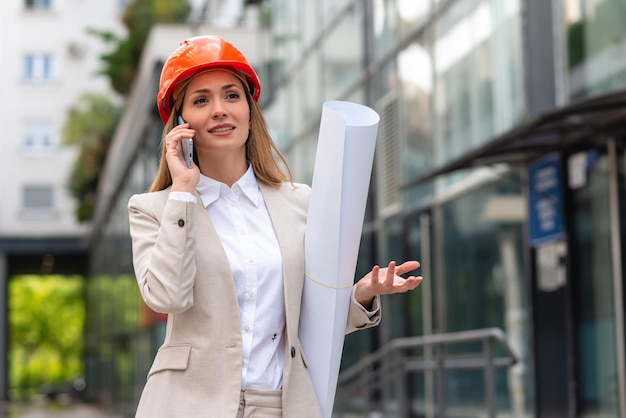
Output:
[{"xmin": 375, "ymin": 93, "xmax": 403, "ymax": 217}]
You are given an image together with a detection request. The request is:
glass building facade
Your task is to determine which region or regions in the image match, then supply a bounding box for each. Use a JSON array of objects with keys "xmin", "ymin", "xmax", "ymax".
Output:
[{"xmin": 85, "ymin": 0, "xmax": 626, "ymax": 416}]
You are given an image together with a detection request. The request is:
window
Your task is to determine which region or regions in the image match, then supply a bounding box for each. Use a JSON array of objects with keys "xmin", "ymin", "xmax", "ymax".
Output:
[
  {"xmin": 24, "ymin": 0, "xmax": 52, "ymax": 10},
  {"xmin": 22, "ymin": 120, "xmax": 56, "ymax": 151},
  {"xmin": 562, "ymin": 0, "xmax": 626, "ymax": 98},
  {"xmin": 23, "ymin": 53, "xmax": 56, "ymax": 83},
  {"xmin": 23, "ymin": 185, "xmax": 55, "ymax": 215}
]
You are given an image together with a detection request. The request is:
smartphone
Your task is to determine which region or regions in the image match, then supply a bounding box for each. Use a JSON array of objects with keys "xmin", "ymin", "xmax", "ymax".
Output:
[{"xmin": 177, "ymin": 115, "xmax": 194, "ymax": 168}]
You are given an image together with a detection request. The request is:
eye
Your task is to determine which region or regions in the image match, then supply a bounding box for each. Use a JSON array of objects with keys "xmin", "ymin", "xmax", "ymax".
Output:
[
  {"xmin": 226, "ymin": 92, "xmax": 240, "ymax": 100},
  {"xmin": 193, "ymin": 97, "xmax": 208, "ymax": 105}
]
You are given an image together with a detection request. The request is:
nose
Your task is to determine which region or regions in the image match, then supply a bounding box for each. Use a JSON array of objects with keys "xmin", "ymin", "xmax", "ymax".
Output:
[{"xmin": 210, "ymin": 98, "xmax": 227, "ymax": 118}]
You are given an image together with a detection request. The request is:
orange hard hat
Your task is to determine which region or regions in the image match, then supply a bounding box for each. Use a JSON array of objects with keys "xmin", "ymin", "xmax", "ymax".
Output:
[{"xmin": 157, "ymin": 35, "xmax": 261, "ymax": 124}]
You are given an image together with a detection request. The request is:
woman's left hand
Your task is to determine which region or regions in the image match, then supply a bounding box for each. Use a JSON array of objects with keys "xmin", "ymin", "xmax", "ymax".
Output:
[{"xmin": 354, "ymin": 260, "xmax": 423, "ymax": 310}]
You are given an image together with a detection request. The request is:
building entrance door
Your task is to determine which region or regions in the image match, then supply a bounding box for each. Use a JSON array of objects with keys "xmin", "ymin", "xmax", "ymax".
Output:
[{"xmin": 569, "ymin": 141, "xmax": 626, "ymax": 417}]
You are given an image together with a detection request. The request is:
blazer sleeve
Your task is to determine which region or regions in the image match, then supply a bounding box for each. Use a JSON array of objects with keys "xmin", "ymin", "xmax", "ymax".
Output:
[
  {"xmin": 128, "ymin": 192, "xmax": 198, "ymax": 314},
  {"xmin": 345, "ymin": 290, "xmax": 381, "ymax": 334}
]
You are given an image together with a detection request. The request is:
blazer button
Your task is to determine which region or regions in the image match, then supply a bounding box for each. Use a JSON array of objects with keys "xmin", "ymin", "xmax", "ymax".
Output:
[
  {"xmin": 290, "ymin": 346, "xmax": 296, "ymax": 358},
  {"xmin": 177, "ymin": 219, "xmax": 185, "ymax": 227}
]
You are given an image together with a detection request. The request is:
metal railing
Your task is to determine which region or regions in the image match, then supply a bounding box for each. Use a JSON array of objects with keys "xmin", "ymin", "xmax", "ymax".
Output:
[{"xmin": 334, "ymin": 327, "xmax": 518, "ymax": 418}]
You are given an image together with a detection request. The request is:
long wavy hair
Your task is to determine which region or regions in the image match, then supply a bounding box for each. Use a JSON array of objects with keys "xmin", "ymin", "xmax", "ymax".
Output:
[{"xmin": 149, "ymin": 71, "xmax": 293, "ymax": 192}]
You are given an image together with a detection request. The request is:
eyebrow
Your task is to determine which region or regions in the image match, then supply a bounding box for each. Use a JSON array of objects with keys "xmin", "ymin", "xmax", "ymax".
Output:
[{"xmin": 189, "ymin": 84, "xmax": 242, "ymax": 95}]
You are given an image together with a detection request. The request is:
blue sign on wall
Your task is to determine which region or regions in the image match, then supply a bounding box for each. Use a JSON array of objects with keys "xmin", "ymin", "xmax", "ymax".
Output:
[{"xmin": 529, "ymin": 153, "xmax": 565, "ymax": 247}]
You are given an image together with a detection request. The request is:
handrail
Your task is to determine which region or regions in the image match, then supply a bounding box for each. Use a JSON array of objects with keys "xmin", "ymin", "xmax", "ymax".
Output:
[{"xmin": 334, "ymin": 327, "xmax": 518, "ymax": 418}]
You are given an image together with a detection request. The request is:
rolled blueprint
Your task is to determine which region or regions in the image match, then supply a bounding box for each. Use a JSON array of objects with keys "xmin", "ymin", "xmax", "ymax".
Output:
[{"xmin": 299, "ymin": 100, "xmax": 380, "ymax": 418}]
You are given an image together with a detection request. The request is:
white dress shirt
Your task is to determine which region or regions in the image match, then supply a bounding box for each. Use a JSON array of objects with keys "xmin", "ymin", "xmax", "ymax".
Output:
[{"xmin": 171, "ymin": 166, "xmax": 285, "ymax": 390}]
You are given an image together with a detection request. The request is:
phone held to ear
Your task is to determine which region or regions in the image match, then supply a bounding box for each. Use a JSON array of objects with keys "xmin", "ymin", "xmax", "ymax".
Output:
[{"xmin": 177, "ymin": 115, "xmax": 194, "ymax": 168}]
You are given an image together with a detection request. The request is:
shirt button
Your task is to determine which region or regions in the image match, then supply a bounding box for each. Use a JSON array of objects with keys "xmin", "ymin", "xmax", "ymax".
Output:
[
  {"xmin": 290, "ymin": 346, "xmax": 296, "ymax": 358},
  {"xmin": 230, "ymin": 201, "xmax": 237, "ymax": 207},
  {"xmin": 247, "ymin": 291, "xmax": 254, "ymax": 298},
  {"xmin": 177, "ymin": 219, "xmax": 185, "ymax": 227},
  {"xmin": 244, "ymin": 326, "xmax": 250, "ymax": 332}
]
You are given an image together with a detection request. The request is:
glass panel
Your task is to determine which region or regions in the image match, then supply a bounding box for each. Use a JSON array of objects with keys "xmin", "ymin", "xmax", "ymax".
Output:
[
  {"xmin": 268, "ymin": 0, "xmax": 304, "ymax": 71},
  {"xmin": 302, "ymin": 50, "xmax": 322, "ymax": 121},
  {"xmin": 407, "ymin": 214, "xmax": 426, "ymax": 337},
  {"xmin": 563, "ymin": 0, "xmax": 626, "ymax": 98},
  {"xmin": 397, "ymin": 0, "xmax": 431, "ymax": 39},
  {"xmin": 22, "ymin": 53, "xmax": 56, "ymax": 82},
  {"xmin": 265, "ymin": 88, "xmax": 292, "ymax": 148},
  {"xmin": 433, "ymin": 0, "xmax": 523, "ymax": 167},
  {"xmin": 289, "ymin": 132, "xmax": 316, "ymax": 185},
  {"xmin": 322, "ymin": 0, "xmax": 351, "ymax": 23},
  {"xmin": 372, "ymin": 0, "xmax": 432, "ymax": 59},
  {"xmin": 396, "ymin": 39, "xmax": 436, "ymax": 208},
  {"xmin": 23, "ymin": 54, "xmax": 34, "ymax": 80},
  {"xmin": 288, "ymin": 70, "xmax": 306, "ymax": 136},
  {"xmin": 571, "ymin": 150, "xmax": 620, "ymax": 417},
  {"xmin": 322, "ymin": 3, "xmax": 364, "ymax": 98},
  {"xmin": 42, "ymin": 54, "xmax": 53, "ymax": 80},
  {"xmin": 373, "ymin": 0, "xmax": 400, "ymax": 59},
  {"xmin": 302, "ymin": 0, "xmax": 319, "ymax": 46},
  {"xmin": 22, "ymin": 120, "xmax": 56, "ymax": 151},
  {"xmin": 407, "ymin": 213, "xmax": 429, "ymax": 418},
  {"xmin": 342, "ymin": 231, "xmax": 378, "ymax": 369},
  {"xmin": 440, "ymin": 178, "xmax": 531, "ymax": 416},
  {"xmin": 379, "ymin": 216, "xmax": 407, "ymax": 342}
]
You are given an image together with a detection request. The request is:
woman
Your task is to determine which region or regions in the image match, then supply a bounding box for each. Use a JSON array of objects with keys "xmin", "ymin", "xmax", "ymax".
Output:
[{"xmin": 128, "ymin": 35, "xmax": 422, "ymax": 418}]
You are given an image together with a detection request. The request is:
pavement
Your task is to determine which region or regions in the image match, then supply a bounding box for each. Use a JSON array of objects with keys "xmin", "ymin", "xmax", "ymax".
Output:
[{"xmin": 2, "ymin": 399, "xmax": 124, "ymax": 418}]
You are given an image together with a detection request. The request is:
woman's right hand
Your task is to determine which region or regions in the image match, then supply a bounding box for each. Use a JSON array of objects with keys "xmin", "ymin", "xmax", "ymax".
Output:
[{"xmin": 165, "ymin": 122, "xmax": 200, "ymax": 193}]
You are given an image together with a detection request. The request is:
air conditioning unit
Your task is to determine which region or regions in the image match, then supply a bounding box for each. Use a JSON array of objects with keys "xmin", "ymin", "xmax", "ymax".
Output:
[{"xmin": 67, "ymin": 42, "xmax": 86, "ymax": 59}]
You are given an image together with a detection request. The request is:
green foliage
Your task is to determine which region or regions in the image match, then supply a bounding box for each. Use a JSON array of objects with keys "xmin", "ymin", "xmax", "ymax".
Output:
[
  {"xmin": 90, "ymin": 0, "xmax": 191, "ymax": 95},
  {"xmin": 8, "ymin": 275, "xmax": 85, "ymax": 400},
  {"xmin": 85, "ymin": 274, "xmax": 141, "ymax": 338},
  {"xmin": 63, "ymin": 0, "xmax": 190, "ymax": 221},
  {"xmin": 62, "ymin": 93, "xmax": 120, "ymax": 222},
  {"xmin": 567, "ymin": 21, "xmax": 585, "ymax": 69}
]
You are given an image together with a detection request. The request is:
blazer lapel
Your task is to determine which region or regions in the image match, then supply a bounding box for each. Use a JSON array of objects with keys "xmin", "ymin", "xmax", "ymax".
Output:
[{"xmin": 259, "ymin": 183, "xmax": 305, "ymax": 337}]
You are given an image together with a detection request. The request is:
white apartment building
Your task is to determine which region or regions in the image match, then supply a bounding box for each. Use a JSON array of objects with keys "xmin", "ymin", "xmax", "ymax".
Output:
[{"xmin": 0, "ymin": 0, "xmax": 125, "ymax": 242}]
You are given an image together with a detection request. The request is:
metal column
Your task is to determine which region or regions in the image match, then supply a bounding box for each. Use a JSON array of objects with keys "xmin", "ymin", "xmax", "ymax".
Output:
[{"xmin": 607, "ymin": 138, "xmax": 626, "ymax": 417}]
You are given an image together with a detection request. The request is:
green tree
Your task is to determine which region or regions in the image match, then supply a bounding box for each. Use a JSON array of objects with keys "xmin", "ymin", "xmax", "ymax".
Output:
[
  {"xmin": 9, "ymin": 275, "xmax": 85, "ymax": 400},
  {"xmin": 90, "ymin": 0, "xmax": 191, "ymax": 95},
  {"xmin": 63, "ymin": 93, "xmax": 120, "ymax": 222}
]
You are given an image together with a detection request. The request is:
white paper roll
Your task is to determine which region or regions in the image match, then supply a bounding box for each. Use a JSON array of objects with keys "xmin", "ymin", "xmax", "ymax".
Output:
[{"xmin": 299, "ymin": 100, "xmax": 380, "ymax": 418}]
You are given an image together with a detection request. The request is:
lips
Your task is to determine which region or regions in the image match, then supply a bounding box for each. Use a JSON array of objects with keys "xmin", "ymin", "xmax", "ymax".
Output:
[{"xmin": 209, "ymin": 125, "xmax": 235, "ymax": 133}]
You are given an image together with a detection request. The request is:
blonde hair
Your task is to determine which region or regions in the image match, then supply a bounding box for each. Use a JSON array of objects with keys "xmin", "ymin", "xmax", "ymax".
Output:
[{"xmin": 149, "ymin": 72, "xmax": 293, "ymax": 192}]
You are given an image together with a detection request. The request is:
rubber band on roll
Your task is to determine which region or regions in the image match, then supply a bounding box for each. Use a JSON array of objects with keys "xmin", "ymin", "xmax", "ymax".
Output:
[{"xmin": 304, "ymin": 272, "xmax": 353, "ymax": 290}]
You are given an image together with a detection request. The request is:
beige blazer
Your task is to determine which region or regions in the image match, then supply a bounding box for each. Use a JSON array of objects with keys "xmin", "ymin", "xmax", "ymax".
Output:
[{"xmin": 128, "ymin": 181, "xmax": 381, "ymax": 418}]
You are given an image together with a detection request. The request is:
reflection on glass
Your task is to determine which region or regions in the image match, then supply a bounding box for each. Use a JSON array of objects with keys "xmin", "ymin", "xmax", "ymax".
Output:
[
  {"xmin": 380, "ymin": 216, "xmax": 407, "ymax": 342},
  {"xmin": 373, "ymin": 0, "xmax": 405, "ymax": 59},
  {"xmin": 397, "ymin": 0, "xmax": 430, "ymax": 23},
  {"xmin": 440, "ymin": 178, "xmax": 530, "ymax": 416},
  {"xmin": 571, "ymin": 152, "xmax": 620, "ymax": 417},
  {"xmin": 397, "ymin": 42, "xmax": 434, "ymax": 206},
  {"xmin": 563, "ymin": 0, "xmax": 626, "ymax": 98},
  {"xmin": 322, "ymin": 3, "xmax": 364, "ymax": 99},
  {"xmin": 433, "ymin": 0, "xmax": 523, "ymax": 169}
]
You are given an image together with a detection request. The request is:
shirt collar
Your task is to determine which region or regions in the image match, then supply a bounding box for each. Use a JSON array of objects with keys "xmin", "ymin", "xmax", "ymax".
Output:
[{"xmin": 195, "ymin": 165, "xmax": 260, "ymax": 208}]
